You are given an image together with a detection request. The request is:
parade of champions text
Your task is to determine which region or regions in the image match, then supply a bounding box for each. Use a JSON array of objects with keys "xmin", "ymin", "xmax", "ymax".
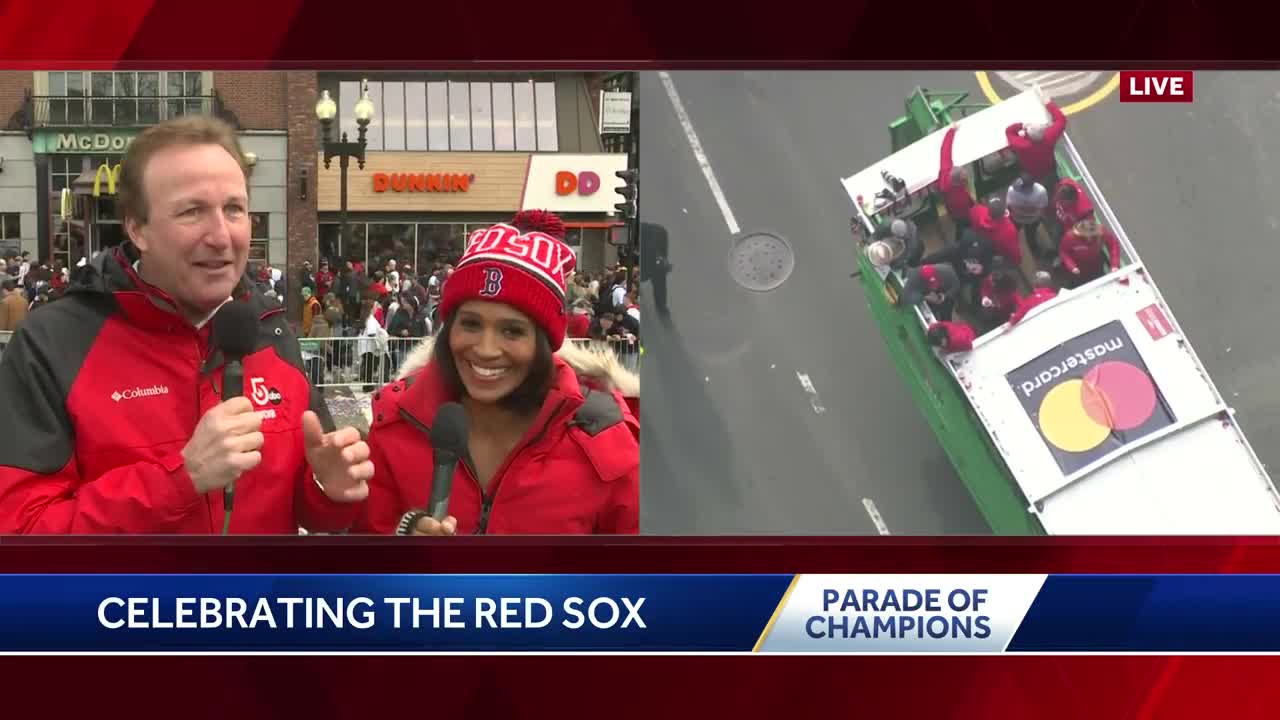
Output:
[{"xmin": 97, "ymin": 596, "xmax": 647, "ymax": 630}]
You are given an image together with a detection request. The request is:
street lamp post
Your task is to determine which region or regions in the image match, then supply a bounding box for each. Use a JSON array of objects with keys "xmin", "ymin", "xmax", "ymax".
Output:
[{"xmin": 315, "ymin": 81, "xmax": 375, "ymax": 269}]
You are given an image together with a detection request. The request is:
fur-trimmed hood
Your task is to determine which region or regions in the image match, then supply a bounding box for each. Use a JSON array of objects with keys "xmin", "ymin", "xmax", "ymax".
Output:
[{"xmin": 396, "ymin": 335, "xmax": 639, "ymax": 397}]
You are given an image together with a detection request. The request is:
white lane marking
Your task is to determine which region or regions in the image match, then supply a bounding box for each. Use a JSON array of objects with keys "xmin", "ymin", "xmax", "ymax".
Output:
[
  {"xmin": 657, "ymin": 71, "xmax": 741, "ymax": 235},
  {"xmin": 795, "ymin": 371, "xmax": 826, "ymax": 414},
  {"xmin": 863, "ymin": 498, "xmax": 891, "ymax": 536}
]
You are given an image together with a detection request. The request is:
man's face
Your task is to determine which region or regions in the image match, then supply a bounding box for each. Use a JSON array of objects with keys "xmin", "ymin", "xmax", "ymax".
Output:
[
  {"xmin": 125, "ymin": 143, "xmax": 249, "ymax": 319},
  {"xmin": 963, "ymin": 258, "xmax": 984, "ymax": 276}
]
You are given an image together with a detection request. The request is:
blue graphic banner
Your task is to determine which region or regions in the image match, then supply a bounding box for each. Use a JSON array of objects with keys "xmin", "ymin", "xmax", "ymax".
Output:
[
  {"xmin": 0, "ymin": 574, "xmax": 791, "ymax": 652},
  {"xmin": 7, "ymin": 573, "xmax": 1280, "ymax": 652},
  {"xmin": 1008, "ymin": 574, "xmax": 1280, "ymax": 652}
]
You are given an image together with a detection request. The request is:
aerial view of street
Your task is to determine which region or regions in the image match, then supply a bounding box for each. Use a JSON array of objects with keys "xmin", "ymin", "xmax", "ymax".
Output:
[{"xmin": 639, "ymin": 71, "xmax": 1280, "ymax": 535}]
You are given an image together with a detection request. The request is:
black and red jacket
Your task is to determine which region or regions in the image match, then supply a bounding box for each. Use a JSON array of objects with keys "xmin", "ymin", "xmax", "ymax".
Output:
[{"xmin": 0, "ymin": 245, "xmax": 360, "ymax": 534}]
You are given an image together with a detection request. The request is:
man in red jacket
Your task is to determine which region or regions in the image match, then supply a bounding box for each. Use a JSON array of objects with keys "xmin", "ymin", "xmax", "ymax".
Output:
[
  {"xmin": 1059, "ymin": 219, "xmax": 1121, "ymax": 283},
  {"xmin": 926, "ymin": 321, "xmax": 977, "ymax": 353},
  {"xmin": 937, "ymin": 125, "xmax": 975, "ymax": 238},
  {"xmin": 1006, "ymin": 99, "xmax": 1067, "ymax": 186},
  {"xmin": 0, "ymin": 116, "xmax": 371, "ymax": 534},
  {"xmin": 1053, "ymin": 178, "xmax": 1095, "ymax": 235},
  {"xmin": 1008, "ymin": 272, "xmax": 1059, "ymax": 326},
  {"xmin": 979, "ymin": 268, "xmax": 1020, "ymax": 326},
  {"xmin": 969, "ymin": 196, "xmax": 1022, "ymax": 266}
]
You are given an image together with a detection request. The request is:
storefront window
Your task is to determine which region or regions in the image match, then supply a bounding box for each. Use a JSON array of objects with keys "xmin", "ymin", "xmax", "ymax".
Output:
[
  {"xmin": 534, "ymin": 82, "xmax": 558, "ymax": 151},
  {"xmin": 46, "ymin": 71, "xmax": 200, "ymax": 126},
  {"xmin": 340, "ymin": 76, "xmax": 558, "ymax": 152},
  {"xmin": 448, "ymin": 81, "xmax": 471, "ymax": 151},
  {"xmin": 250, "ymin": 213, "xmax": 270, "ymax": 264},
  {"xmin": 367, "ymin": 223, "xmax": 415, "ymax": 270},
  {"xmin": 513, "ymin": 82, "xmax": 537, "ymax": 151},
  {"xmin": 0, "ymin": 214, "xmax": 20, "ymax": 257},
  {"xmin": 492, "ymin": 82, "xmax": 515, "ymax": 151},
  {"xmin": 319, "ymin": 223, "xmax": 343, "ymax": 267},
  {"xmin": 416, "ymin": 223, "xmax": 465, "ymax": 271}
]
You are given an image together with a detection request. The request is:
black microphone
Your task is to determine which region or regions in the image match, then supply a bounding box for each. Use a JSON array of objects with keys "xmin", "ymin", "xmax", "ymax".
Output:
[
  {"xmin": 210, "ymin": 301, "xmax": 260, "ymax": 532},
  {"xmin": 428, "ymin": 402, "xmax": 469, "ymax": 522}
]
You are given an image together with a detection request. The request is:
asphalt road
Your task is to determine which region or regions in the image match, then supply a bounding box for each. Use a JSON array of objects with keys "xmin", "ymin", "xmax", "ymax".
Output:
[{"xmin": 638, "ymin": 70, "xmax": 1280, "ymax": 535}]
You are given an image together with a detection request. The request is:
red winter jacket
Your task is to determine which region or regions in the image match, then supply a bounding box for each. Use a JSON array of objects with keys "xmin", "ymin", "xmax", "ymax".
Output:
[
  {"xmin": 1008, "ymin": 288, "xmax": 1059, "ymax": 325},
  {"xmin": 937, "ymin": 127, "xmax": 975, "ymax": 219},
  {"xmin": 1005, "ymin": 101, "xmax": 1067, "ymax": 178},
  {"xmin": 969, "ymin": 205, "xmax": 1022, "ymax": 265},
  {"xmin": 928, "ymin": 321, "xmax": 976, "ymax": 352},
  {"xmin": 0, "ymin": 246, "xmax": 360, "ymax": 534},
  {"xmin": 357, "ymin": 339, "xmax": 640, "ymax": 535},
  {"xmin": 315, "ymin": 269, "xmax": 334, "ymax": 299},
  {"xmin": 979, "ymin": 274, "xmax": 1020, "ymax": 321},
  {"xmin": 1053, "ymin": 179, "xmax": 1096, "ymax": 228},
  {"xmin": 1060, "ymin": 227, "xmax": 1121, "ymax": 277},
  {"xmin": 567, "ymin": 313, "xmax": 591, "ymax": 339}
]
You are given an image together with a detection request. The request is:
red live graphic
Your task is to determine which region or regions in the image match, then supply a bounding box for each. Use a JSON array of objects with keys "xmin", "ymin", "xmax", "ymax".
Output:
[{"xmin": 1120, "ymin": 71, "xmax": 1194, "ymax": 102}]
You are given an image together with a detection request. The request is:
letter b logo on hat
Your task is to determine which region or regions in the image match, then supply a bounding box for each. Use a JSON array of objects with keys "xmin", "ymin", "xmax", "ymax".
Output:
[{"xmin": 480, "ymin": 267, "xmax": 504, "ymax": 297}]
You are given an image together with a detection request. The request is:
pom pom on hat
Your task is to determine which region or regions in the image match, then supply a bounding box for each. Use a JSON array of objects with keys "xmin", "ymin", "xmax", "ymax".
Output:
[{"xmin": 510, "ymin": 209, "xmax": 566, "ymax": 241}]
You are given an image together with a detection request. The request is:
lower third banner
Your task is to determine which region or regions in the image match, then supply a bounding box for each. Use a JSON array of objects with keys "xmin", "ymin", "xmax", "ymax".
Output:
[{"xmin": 6, "ymin": 573, "xmax": 1280, "ymax": 652}]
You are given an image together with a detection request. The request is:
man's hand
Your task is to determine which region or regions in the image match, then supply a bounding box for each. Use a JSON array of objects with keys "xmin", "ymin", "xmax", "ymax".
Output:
[
  {"xmin": 303, "ymin": 411, "xmax": 373, "ymax": 503},
  {"xmin": 182, "ymin": 397, "xmax": 265, "ymax": 495},
  {"xmin": 412, "ymin": 515, "xmax": 457, "ymax": 536}
]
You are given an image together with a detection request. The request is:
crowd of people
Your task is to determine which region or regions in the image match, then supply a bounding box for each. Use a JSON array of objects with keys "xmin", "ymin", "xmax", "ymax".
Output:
[
  {"xmin": 861, "ymin": 97, "xmax": 1124, "ymax": 355},
  {"xmin": 0, "ymin": 229, "xmax": 644, "ymax": 383}
]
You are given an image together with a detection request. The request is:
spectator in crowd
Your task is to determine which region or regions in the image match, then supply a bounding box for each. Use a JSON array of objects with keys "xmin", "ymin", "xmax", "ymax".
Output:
[
  {"xmin": 29, "ymin": 290, "xmax": 50, "ymax": 312},
  {"xmin": 314, "ymin": 259, "xmax": 334, "ymax": 300},
  {"xmin": 0, "ymin": 115, "xmax": 369, "ymax": 534},
  {"xmin": 299, "ymin": 260, "xmax": 317, "ymax": 295},
  {"xmin": 385, "ymin": 259, "xmax": 400, "ymax": 291},
  {"xmin": 0, "ymin": 277, "xmax": 27, "ymax": 332},
  {"xmin": 567, "ymin": 299, "xmax": 593, "ymax": 339},
  {"xmin": 17, "ymin": 251, "xmax": 31, "ymax": 287},
  {"xmin": 356, "ymin": 298, "xmax": 384, "ymax": 392},
  {"xmin": 356, "ymin": 217, "xmax": 637, "ymax": 536},
  {"xmin": 300, "ymin": 286, "xmax": 321, "ymax": 337}
]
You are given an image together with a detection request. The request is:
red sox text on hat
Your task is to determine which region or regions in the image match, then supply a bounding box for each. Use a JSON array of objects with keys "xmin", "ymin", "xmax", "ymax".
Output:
[{"xmin": 464, "ymin": 223, "xmax": 575, "ymax": 297}]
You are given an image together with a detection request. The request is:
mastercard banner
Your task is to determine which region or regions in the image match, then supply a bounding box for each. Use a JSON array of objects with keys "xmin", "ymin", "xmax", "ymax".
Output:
[{"xmin": 1006, "ymin": 320, "xmax": 1176, "ymax": 475}]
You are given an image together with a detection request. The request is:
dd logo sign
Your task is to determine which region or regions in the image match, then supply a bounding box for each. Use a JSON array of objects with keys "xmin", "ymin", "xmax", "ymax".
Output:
[{"xmin": 555, "ymin": 170, "xmax": 601, "ymax": 196}]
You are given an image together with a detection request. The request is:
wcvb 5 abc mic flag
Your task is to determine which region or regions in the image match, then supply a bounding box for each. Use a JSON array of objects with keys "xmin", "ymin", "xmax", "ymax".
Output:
[{"xmin": 1120, "ymin": 70, "xmax": 1194, "ymax": 103}]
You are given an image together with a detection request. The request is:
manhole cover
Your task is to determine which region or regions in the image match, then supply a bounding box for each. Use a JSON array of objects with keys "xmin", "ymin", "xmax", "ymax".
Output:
[
  {"xmin": 728, "ymin": 231, "xmax": 794, "ymax": 292},
  {"xmin": 995, "ymin": 71, "xmax": 1106, "ymax": 99}
]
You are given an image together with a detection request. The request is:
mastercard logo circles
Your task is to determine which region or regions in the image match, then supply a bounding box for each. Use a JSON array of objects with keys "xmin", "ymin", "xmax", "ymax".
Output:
[{"xmin": 1037, "ymin": 361, "xmax": 1158, "ymax": 453}]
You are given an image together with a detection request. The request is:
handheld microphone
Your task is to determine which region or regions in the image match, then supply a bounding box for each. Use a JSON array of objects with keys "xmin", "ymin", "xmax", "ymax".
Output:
[
  {"xmin": 427, "ymin": 402, "xmax": 469, "ymax": 522},
  {"xmin": 210, "ymin": 301, "xmax": 260, "ymax": 534}
]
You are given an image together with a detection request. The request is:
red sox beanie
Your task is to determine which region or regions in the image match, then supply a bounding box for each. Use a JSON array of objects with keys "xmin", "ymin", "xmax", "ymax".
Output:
[{"xmin": 439, "ymin": 210, "xmax": 577, "ymax": 350}]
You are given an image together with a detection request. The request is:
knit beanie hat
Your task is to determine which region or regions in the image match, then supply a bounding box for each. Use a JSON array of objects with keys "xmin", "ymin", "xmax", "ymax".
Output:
[{"xmin": 440, "ymin": 212, "xmax": 577, "ymax": 349}]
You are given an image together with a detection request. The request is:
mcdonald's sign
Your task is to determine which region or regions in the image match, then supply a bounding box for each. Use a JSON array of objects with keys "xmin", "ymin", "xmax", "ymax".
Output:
[
  {"xmin": 60, "ymin": 188, "xmax": 74, "ymax": 220},
  {"xmin": 93, "ymin": 163, "xmax": 122, "ymax": 197}
]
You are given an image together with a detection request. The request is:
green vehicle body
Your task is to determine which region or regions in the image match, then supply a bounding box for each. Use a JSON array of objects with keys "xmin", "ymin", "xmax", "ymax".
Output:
[{"xmin": 854, "ymin": 89, "xmax": 1051, "ymax": 535}]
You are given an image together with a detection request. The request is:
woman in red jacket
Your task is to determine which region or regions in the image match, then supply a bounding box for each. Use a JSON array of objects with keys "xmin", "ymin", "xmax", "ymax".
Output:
[{"xmin": 356, "ymin": 212, "xmax": 639, "ymax": 536}]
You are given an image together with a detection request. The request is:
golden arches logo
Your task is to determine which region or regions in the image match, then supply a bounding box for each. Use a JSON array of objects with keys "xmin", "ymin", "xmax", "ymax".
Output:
[
  {"xmin": 92, "ymin": 163, "xmax": 122, "ymax": 197},
  {"xmin": 59, "ymin": 188, "xmax": 73, "ymax": 220}
]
